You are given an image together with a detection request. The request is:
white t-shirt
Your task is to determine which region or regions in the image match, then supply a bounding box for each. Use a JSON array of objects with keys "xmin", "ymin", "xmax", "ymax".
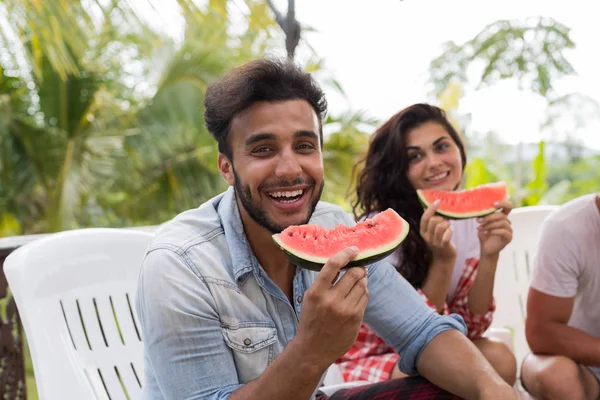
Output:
[
  {"xmin": 530, "ymin": 194, "xmax": 600, "ymax": 375},
  {"xmin": 386, "ymin": 218, "xmax": 480, "ymax": 301}
]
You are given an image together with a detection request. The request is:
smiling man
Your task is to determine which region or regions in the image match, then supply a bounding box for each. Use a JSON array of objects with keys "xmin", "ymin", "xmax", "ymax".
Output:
[{"xmin": 135, "ymin": 58, "xmax": 515, "ymax": 400}]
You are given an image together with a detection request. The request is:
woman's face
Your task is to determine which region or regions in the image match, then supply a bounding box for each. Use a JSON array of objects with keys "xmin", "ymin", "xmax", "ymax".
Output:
[{"xmin": 405, "ymin": 121, "xmax": 463, "ymax": 191}]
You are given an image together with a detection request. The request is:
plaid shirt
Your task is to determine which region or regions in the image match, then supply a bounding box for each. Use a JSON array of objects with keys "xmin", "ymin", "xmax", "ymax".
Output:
[{"xmin": 335, "ymin": 257, "xmax": 495, "ymax": 383}]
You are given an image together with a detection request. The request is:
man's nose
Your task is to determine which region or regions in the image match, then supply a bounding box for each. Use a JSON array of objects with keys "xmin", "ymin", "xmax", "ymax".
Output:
[{"xmin": 275, "ymin": 148, "xmax": 302, "ymax": 178}]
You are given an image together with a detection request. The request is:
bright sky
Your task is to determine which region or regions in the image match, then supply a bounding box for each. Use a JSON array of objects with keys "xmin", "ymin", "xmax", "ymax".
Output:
[
  {"xmin": 139, "ymin": 0, "xmax": 600, "ymax": 150},
  {"xmin": 292, "ymin": 0, "xmax": 600, "ymax": 150}
]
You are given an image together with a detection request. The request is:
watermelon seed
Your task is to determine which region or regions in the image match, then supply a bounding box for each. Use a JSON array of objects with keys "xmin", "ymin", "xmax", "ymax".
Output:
[{"xmin": 288, "ymin": 233, "xmax": 293, "ymax": 237}]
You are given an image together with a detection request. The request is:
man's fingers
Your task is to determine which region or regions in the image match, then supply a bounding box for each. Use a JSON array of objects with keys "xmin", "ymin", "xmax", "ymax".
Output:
[
  {"xmin": 355, "ymin": 288, "xmax": 370, "ymax": 317},
  {"xmin": 334, "ymin": 266, "xmax": 367, "ymax": 298},
  {"xmin": 344, "ymin": 275, "xmax": 368, "ymax": 306},
  {"xmin": 316, "ymin": 246, "xmax": 359, "ymax": 288}
]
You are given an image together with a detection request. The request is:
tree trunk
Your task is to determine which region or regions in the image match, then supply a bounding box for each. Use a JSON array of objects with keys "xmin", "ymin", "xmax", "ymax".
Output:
[{"xmin": 267, "ymin": 0, "xmax": 301, "ymax": 60}]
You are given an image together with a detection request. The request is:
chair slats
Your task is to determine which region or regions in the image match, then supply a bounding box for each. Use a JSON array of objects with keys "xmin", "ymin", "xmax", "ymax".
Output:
[{"xmin": 4, "ymin": 228, "xmax": 155, "ymax": 399}]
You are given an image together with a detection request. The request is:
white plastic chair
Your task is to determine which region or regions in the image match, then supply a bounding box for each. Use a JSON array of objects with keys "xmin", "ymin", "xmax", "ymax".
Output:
[
  {"xmin": 4, "ymin": 228, "xmax": 154, "ymax": 400},
  {"xmin": 490, "ymin": 205, "xmax": 558, "ymax": 369}
]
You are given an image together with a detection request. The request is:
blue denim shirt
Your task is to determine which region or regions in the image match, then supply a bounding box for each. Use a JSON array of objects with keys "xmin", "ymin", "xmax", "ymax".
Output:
[{"xmin": 136, "ymin": 187, "xmax": 466, "ymax": 400}]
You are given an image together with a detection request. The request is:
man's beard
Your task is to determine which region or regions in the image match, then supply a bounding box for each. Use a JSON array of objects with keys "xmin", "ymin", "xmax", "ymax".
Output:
[{"xmin": 233, "ymin": 168, "xmax": 324, "ymax": 233}]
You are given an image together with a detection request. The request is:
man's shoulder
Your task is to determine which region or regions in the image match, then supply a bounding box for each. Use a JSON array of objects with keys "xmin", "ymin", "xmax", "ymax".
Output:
[
  {"xmin": 310, "ymin": 201, "xmax": 355, "ymax": 228},
  {"xmin": 547, "ymin": 194, "xmax": 597, "ymax": 223},
  {"xmin": 149, "ymin": 194, "xmax": 225, "ymax": 254}
]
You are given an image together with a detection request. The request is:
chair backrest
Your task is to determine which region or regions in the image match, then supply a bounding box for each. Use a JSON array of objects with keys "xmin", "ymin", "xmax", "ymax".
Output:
[
  {"xmin": 4, "ymin": 228, "xmax": 154, "ymax": 400},
  {"xmin": 491, "ymin": 205, "xmax": 558, "ymax": 366}
]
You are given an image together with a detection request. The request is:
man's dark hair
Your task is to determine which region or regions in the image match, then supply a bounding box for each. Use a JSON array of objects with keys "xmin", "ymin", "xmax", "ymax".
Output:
[{"xmin": 204, "ymin": 58, "xmax": 328, "ymax": 160}]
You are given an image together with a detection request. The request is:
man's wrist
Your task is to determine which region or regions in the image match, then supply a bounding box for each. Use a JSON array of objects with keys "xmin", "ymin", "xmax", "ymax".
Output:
[{"xmin": 286, "ymin": 336, "xmax": 330, "ymax": 377}]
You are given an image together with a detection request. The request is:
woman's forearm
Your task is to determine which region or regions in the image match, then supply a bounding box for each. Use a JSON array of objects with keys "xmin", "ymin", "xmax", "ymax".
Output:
[
  {"xmin": 420, "ymin": 257, "xmax": 455, "ymax": 312},
  {"xmin": 467, "ymin": 254, "xmax": 498, "ymax": 315}
]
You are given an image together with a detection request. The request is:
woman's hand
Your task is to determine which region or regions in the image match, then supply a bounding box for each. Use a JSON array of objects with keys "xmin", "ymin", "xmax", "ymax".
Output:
[
  {"xmin": 477, "ymin": 201, "xmax": 513, "ymax": 257},
  {"xmin": 420, "ymin": 200, "xmax": 456, "ymax": 263}
]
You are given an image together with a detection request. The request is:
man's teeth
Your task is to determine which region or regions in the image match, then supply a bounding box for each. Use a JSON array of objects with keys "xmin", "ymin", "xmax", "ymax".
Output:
[{"xmin": 269, "ymin": 190, "xmax": 304, "ymax": 198}]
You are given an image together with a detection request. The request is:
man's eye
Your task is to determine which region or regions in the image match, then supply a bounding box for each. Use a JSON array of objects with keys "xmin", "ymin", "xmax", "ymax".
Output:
[{"xmin": 297, "ymin": 143, "xmax": 315, "ymax": 150}]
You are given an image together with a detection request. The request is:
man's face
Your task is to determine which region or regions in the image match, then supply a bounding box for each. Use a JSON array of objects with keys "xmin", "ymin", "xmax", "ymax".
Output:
[{"xmin": 218, "ymin": 100, "xmax": 325, "ymax": 233}]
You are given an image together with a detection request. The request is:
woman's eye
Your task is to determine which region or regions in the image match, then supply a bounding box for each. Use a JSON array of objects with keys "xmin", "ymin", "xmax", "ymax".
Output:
[
  {"xmin": 437, "ymin": 143, "xmax": 449, "ymax": 151},
  {"xmin": 408, "ymin": 153, "xmax": 421, "ymax": 162}
]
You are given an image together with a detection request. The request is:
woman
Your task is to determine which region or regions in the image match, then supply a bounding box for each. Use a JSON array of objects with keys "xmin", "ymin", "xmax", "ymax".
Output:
[{"xmin": 336, "ymin": 103, "xmax": 517, "ymax": 385}]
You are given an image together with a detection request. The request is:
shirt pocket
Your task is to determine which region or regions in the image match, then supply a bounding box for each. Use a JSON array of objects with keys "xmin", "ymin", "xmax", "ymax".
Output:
[{"xmin": 221, "ymin": 323, "xmax": 277, "ymax": 383}]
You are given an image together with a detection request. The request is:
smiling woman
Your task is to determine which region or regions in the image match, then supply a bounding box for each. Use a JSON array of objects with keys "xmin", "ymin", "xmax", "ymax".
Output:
[{"xmin": 337, "ymin": 103, "xmax": 518, "ymax": 386}]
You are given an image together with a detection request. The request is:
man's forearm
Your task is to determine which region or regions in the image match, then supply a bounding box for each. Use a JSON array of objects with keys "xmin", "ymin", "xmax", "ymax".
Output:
[
  {"xmin": 417, "ymin": 330, "xmax": 514, "ymax": 400},
  {"xmin": 528, "ymin": 321, "xmax": 600, "ymax": 367},
  {"xmin": 229, "ymin": 338, "xmax": 327, "ymax": 400}
]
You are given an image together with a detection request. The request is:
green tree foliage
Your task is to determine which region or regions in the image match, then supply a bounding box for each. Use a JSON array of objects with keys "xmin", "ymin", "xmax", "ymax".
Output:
[
  {"xmin": 0, "ymin": 0, "xmax": 370, "ymax": 235},
  {"xmin": 0, "ymin": 0, "xmax": 276, "ymax": 234},
  {"xmin": 429, "ymin": 17, "xmax": 575, "ymax": 98},
  {"xmin": 429, "ymin": 16, "xmax": 600, "ymax": 206}
]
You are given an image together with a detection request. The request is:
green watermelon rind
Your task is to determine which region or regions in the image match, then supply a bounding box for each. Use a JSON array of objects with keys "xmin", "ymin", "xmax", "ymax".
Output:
[
  {"xmin": 416, "ymin": 183, "xmax": 509, "ymax": 220},
  {"xmin": 272, "ymin": 218, "xmax": 410, "ymax": 272}
]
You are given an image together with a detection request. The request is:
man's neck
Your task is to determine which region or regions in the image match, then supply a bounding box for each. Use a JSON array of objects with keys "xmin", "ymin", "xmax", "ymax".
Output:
[{"xmin": 236, "ymin": 198, "xmax": 296, "ymax": 302}]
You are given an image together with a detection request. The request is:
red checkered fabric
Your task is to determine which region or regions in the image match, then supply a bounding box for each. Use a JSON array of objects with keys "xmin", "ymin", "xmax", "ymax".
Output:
[
  {"xmin": 335, "ymin": 257, "xmax": 495, "ymax": 383},
  {"xmin": 316, "ymin": 376, "xmax": 463, "ymax": 399}
]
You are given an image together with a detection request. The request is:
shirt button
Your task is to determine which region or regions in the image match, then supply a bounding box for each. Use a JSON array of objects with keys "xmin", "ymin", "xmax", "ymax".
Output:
[
  {"xmin": 297, "ymin": 296, "xmax": 303, "ymax": 303},
  {"xmin": 244, "ymin": 338, "xmax": 252, "ymax": 346}
]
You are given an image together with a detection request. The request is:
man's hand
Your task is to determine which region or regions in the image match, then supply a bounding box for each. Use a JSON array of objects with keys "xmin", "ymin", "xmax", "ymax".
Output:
[{"xmin": 295, "ymin": 246, "xmax": 369, "ymax": 369}]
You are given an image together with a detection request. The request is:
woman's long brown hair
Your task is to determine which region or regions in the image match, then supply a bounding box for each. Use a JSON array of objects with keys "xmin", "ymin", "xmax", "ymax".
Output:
[{"xmin": 351, "ymin": 103, "xmax": 467, "ymax": 288}]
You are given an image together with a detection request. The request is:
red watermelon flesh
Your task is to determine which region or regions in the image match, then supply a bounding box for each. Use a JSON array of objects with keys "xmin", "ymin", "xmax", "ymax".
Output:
[
  {"xmin": 272, "ymin": 208, "xmax": 409, "ymax": 271},
  {"xmin": 417, "ymin": 182, "xmax": 509, "ymax": 219}
]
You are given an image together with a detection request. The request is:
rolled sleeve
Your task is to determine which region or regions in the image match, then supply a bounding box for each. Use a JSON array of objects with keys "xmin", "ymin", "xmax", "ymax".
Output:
[
  {"xmin": 136, "ymin": 247, "xmax": 240, "ymax": 399},
  {"xmin": 363, "ymin": 260, "xmax": 466, "ymax": 376},
  {"xmin": 397, "ymin": 313, "xmax": 465, "ymax": 375}
]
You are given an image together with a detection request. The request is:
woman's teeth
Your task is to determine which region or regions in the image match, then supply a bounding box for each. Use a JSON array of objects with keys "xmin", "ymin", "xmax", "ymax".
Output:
[{"xmin": 426, "ymin": 172, "xmax": 449, "ymax": 182}]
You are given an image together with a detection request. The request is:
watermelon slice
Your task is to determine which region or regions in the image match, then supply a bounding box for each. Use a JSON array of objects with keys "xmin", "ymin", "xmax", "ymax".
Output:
[
  {"xmin": 272, "ymin": 208, "xmax": 409, "ymax": 271},
  {"xmin": 417, "ymin": 182, "xmax": 509, "ymax": 219}
]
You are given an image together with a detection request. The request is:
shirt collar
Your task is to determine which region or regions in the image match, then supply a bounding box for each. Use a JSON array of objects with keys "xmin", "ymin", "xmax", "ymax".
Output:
[{"xmin": 218, "ymin": 186, "xmax": 264, "ymax": 284}]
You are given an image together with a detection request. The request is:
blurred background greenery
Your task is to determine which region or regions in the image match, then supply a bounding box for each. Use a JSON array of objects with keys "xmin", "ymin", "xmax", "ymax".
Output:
[
  {"xmin": 1, "ymin": 1, "xmax": 598, "ymax": 239},
  {"xmin": 1, "ymin": 2, "xmax": 599, "ymax": 398}
]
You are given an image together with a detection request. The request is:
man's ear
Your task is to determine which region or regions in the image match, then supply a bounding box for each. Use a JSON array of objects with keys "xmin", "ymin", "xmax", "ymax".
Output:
[{"xmin": 218, "ymin": 154, "xmax": 235, "ymax": 186}]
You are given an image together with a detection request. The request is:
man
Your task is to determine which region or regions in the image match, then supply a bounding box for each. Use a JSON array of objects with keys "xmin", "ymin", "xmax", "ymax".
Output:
[
  {"xmin": 522, "ymin": 193, "xmax": 600, "ymax": 400},
  {"xmin": 135, "ymin": 58, "xmax": 515, "ymax": 400}
]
